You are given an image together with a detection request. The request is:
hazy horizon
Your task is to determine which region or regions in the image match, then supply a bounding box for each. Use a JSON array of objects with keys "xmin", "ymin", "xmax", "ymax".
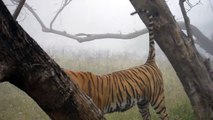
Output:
[{"xmin": 3, "ymin": 0, "xmax": 213, "ymax": 58}]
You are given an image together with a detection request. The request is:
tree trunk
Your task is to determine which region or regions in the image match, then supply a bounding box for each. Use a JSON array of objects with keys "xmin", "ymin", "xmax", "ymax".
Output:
[
  {"xmin": 0, "ymin": 1, "xmax": 105, "ymax": 120},
  {"xmin": 130, "ymin": 0, "xmax": 213, "ymax": 119}
]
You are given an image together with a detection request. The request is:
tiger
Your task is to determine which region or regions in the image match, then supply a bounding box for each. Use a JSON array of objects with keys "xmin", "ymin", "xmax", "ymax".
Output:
[{"xmin": 64, "ymin": 9, "xmax": 168, "ymax": 120}]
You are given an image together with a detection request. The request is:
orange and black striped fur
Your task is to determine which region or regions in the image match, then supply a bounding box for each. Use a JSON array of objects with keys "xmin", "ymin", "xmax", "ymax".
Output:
[{"xmin": 65, "ymin": 9, "xmax": 168, "ymax": 120}]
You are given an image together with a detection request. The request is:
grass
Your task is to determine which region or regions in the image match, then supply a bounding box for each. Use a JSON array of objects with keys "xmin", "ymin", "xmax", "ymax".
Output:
[
  {"xmin": 0, "ymin": 51, "xmax": 195, "ymax": 120},
  {"xmin": 0, "ymin": 82, "xmax": 50, "ymax": 120}
]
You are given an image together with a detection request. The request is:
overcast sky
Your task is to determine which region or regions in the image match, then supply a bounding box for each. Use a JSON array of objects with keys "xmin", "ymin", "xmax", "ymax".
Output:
[{"xmin": 3, "ymin": 0, "xmax": 213, "ymax": 57}]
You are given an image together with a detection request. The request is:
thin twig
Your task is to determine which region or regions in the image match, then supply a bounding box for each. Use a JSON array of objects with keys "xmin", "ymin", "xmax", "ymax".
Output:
[
  {"xmin": 179, "ymin": 0, "xmax": 193, "ymax": 41},
  {"xmin": 50, "ymin": 0, "xmax": 72, "ymax": 29},
  {"xmin": 13, "ymin": 0, "xmax": 26, "ymax": 19},
  {"xmin": 24, "ymin": 3, "xmax": 47, "ymax": 29},
  {"xmin": 185, "ymin": 0, "xmax": 201, "ymax": 12}
]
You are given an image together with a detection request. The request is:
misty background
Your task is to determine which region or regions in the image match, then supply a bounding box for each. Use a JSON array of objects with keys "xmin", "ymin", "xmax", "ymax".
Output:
[{"xmin": 3, "ymin": 0, "xmax": 213, "ymax": 67}]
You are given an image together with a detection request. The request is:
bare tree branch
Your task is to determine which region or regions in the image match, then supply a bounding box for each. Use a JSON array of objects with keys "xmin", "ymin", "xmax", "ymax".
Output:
[
  {"xmin": 24, "ymin": 2, "xmax": 148, "ymax": 42},
  {"xmin": 185, "ymin": 0, "xmax": 201, "ymax": 12},
  {"xmin": 13, "ymin": 0, "xmax": 26, "ymax": 19},
  {"xmin": 179, "ymin": 0, "xmax": 193, "ymax": 41},
  {"xmin": 23, "ymin": 1, "xmax": 213, "ymax": 56},
  {"xmin": 24, "ymin": 3, "xmax": 47, "ymax": 30},
  {"xmin": 50, "ymin": 0, "xmax": 72, "ymax": 29}
]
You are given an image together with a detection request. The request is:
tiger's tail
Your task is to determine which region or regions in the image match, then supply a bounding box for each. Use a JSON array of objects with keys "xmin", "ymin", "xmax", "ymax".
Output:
[{"xmin": 131, "ymin": 9, "xmax": 155, "ymax": 63}]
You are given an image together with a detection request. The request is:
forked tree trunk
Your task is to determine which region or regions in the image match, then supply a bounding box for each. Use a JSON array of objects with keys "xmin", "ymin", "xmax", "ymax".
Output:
[
  {"xmin": 0, "ymin": 1, "xmax": 105, "ymax": 120},
  {"xmin": 130, "ymin": 0, "xmax": 213, "ymax": 119}
]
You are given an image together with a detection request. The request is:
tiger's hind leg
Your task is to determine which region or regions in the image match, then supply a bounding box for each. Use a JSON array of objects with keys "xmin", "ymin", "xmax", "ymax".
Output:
[
  {"xmin": 137, "ymin": 99, "xmax": 151, "ymax": 120},
  {"xmin": 150, "ymin": 91, "xmax": 169, "ymax": 120}
]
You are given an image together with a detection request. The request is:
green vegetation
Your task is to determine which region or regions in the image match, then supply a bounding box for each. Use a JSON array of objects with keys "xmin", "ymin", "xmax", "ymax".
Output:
[
  {"xmin": 0, "ymin": 50, "xmax": 195, "ymax": 120},
  {"xmin": 0, "ymin": 82, "xmax": 50, "ymax": 120}
]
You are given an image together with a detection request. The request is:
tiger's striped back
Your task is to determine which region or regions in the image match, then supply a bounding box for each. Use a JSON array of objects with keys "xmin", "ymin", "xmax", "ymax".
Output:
[{"xmin": 65, "ymin": 9, "xmax": 168, "ymax": 120}]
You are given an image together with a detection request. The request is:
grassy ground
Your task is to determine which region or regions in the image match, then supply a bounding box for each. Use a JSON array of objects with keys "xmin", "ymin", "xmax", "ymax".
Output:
[
  {"xmin": 0, "ymin": 82, "xmax": 50, "ymax": 120},
  {"xmin": 0, "ymin": 52, "xmax": 195, "ymax": 120}
]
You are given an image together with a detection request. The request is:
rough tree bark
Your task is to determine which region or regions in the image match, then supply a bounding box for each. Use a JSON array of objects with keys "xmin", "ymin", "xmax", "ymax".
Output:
[
  {"xmin": 0, "ymin": 1, "xmax": 105, "ymax": 120},
  {"xmin": 129, "ymin": 0, "xmax": 213, "ymax": 119}
]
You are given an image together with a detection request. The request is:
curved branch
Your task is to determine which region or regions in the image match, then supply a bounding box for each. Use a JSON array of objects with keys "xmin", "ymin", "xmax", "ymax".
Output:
[
  {"xmin": 50, "ymin": 0, "xmax": 72, "ymax": 29},
  {"xmin": 24, "ymin": 3, "xmax": 47, "ymax": 29},
  {"xmin": 47, "ymin": 28, "xmax": 148, "ymax": 42}
]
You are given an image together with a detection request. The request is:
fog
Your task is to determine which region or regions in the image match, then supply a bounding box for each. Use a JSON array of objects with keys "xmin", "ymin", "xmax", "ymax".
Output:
[{"xmin": 3, "ymin": 0, "xmax": 213, "ymax": 57}]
